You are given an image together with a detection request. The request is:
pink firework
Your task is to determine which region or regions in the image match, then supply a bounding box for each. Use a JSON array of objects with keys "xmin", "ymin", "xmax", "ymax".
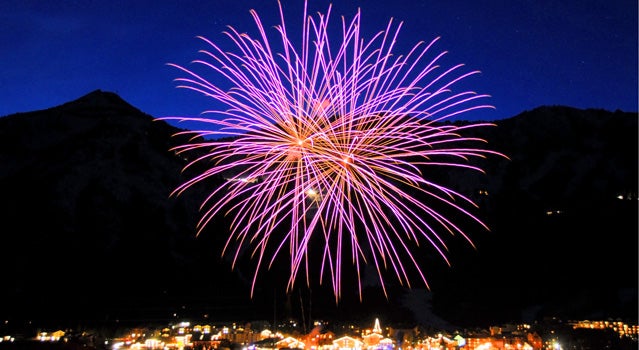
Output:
[{"xmin": 162, "ymin": 1, "xmax": 503, "ymax": 300}]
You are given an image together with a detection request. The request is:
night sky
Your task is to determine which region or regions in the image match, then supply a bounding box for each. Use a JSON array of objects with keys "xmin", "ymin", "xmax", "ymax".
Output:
[{"xmin": 1, "ymin": 0, "xmax": 637, "ymax": 123}]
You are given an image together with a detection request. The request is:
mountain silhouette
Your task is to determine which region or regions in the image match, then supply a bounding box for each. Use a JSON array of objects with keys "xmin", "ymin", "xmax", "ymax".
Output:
[{"xmin": 0, "ymin": 90, "xmax": 636, "ymax": 330}]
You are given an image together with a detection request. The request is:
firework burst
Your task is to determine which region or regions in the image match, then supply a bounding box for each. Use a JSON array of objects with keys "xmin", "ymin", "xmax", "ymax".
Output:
[{"xmin": 162, "ymin": 1, "xmax": 504, "ymax": 300}]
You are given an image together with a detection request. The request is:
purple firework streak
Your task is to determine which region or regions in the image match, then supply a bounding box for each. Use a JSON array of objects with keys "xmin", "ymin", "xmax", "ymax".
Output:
[{"xmin": 162, "ymin": 1, "xmax": 505, "ymax": 301}]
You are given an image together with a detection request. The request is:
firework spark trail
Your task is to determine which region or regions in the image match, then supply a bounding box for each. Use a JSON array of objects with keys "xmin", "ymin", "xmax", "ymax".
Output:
[{"xmin": 161, "ymin": 1, "xmax": 505, "ymax": 300}]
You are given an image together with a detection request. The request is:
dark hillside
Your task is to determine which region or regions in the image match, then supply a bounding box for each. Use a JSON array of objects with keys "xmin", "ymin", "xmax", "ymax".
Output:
[
  {"xmin": 0, "ymin": 92, "xmax": 635, "ymax": 329},
  {"xmin": 431, "ymin": 106, "xmax": 638, "ymax": 326},
  {"xmin": 0, "ymin": 90, "xmax": 256, "ymax": 327}
]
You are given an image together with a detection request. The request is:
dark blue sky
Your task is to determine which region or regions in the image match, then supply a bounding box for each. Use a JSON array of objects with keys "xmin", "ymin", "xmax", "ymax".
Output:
[{"xmin": 1, "ymin": 0, "xmax": 637, "ymax": 124}]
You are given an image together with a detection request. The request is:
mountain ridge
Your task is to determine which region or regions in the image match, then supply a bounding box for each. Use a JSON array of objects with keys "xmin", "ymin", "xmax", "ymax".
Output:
[{"xmin": 0, "ymin": 90, "xmax": 636, "ymax": 329}]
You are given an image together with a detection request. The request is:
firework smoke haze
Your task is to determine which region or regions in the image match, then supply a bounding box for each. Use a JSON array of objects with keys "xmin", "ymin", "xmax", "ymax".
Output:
[{"xmin": 162, "ymin": 1, "xmax": 505, "ymax": 301}]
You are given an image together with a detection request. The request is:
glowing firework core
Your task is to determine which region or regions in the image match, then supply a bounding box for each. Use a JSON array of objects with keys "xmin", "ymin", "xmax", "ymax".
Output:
[{"xmin": 163, "ymin": 1, "xmax": 504, "ymax": 300}]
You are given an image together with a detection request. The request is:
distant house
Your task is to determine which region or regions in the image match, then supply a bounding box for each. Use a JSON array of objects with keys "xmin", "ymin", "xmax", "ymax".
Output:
[
  {"xmin": 276, "ymin": 336, "xmax": 305, "ymax": 349},
  {"xmin": 361, "ymin": 318, "xmax": 393, "ymax": 350},
  {"xmin": 190, "ymin": 332, "xmax": 219, "ymax": 349},
  {"xmin": 332, "ymin": 335, "xmax": 364, "ymax": 350},
  {"xmin": 304, "ymin": 329, "xmax": 335, "ymax": 349},
  {"xmin": 361, "ymin": 332, "xmax": 383, "ymax": 348}
]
